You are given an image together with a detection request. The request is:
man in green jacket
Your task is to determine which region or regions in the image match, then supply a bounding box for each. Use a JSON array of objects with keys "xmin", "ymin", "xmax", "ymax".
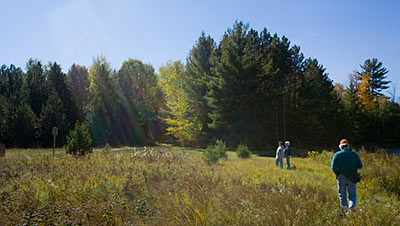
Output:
[{"xmin": 331, "ymin": 139, "xmax": 363, "ymax": 215}]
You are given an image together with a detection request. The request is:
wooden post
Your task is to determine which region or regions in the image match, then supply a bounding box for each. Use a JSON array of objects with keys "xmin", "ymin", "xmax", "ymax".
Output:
[
  {"xmin": 52, "ymin": 127, "xmax": 58, "ymax": 156},
  {"xmin": 0, "ymin": 143, "xmax": 5, "ymax": 158}
]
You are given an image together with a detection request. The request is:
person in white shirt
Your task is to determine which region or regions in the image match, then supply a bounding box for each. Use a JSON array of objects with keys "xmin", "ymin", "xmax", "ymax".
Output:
[{"xmin": 275, "ymin": 141, "xmax": 285, "ymax": 168}]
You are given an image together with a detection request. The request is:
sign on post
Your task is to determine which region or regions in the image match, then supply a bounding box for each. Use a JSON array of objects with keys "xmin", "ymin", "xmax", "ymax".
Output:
[{"xmin": 52, "ymin": 127, "xmax": 58, "ymax": 155}]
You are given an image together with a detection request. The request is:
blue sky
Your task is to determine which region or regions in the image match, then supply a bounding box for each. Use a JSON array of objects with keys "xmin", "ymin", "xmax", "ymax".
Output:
[{"xmin": 1, "ymin": 0, "xmax": 399, "ymax": 98}]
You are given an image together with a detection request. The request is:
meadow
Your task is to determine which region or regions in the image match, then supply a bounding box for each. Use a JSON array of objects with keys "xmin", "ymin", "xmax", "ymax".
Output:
[{"xmin": 0, "ymin": 146, "xmax": 399, "ymax": 225}]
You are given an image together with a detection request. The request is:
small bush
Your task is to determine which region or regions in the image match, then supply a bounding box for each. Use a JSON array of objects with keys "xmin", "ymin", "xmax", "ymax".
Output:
[
  {"xmin": 202, "ymin": 139, "xmax": 228, "ymax": 164},
  {"xmin": 202, "ymin": 147, "xmax": 220, "ymax": 164},
  {"xmin": 214, "ymin": 139, "xmax": 227, "ymax": 159},
  {"xmin": 65, "ymin": 122, "xmax": 93, "ymax": 156},
  {"xmin": 236, "ymin": 144, "xmax": 251, "ymax": 158},
  {"xmin": 102, "ymin": 143, "xmax": 111, "ymax": 155},
  {"xmin": 308, "ymin": 150, "xmax": 334, "ymax": 166},
  {"xmin": 307, "ymin": 150, "xmax": 320, "ymax": 158}
]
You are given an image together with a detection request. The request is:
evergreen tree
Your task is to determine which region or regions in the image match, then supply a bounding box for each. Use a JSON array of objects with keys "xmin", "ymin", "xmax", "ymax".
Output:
[
  {"xmin": 258, "ymin": 30, "xmax": 305, "ymax": 146},
  {"xmin": 298, "ymin": 59, "xmax": 342, "ymax": 146},
  {"xmin": 0, "ymin": 94, "xmax": 9, "ymax": 145},
  {"xmin": 185, "ymin": 33, "xmax": 216, "ymax": 146},
  {"xmin": 0, "ymin": 64, "xmax": 39, "ymax": 147},
  {"xmin": 68, "ymin": 64, "xmax": 90, "ymax": 113},
  {"xmin": 87, "ymin": 56, "xmax": 117, "ymax": 146},
  {"xmin": 39, "ymin": 88, "xmax": 68, "ymax": 147},
  {"xmin": 24, "ymin": 59, "xmax": 47, "ymax": 117},
  {"xmin": 208, "ymin": 21, "xmax": 263, "ymax": 147},
  {"xmin": 14, "ymin": 103, "xmax": 39, "ymax": 147},
  {"xmin": 358, "ymin": 58, "xmax": 390, "ymax": 96},
  {"xmin": 46, "ymin": 62, "xmax": 80, "ymax": 129},
  {"xmin": 65, "ymin": 121, "xmax": 93, "ymax": 155}
]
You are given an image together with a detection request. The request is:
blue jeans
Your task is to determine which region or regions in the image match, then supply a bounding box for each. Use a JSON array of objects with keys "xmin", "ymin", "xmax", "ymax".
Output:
[
  {"xmin": 275, "ymin": 158, "xmax": 283, "ymax": 168},
  {"xmin": 286, "ymin": 156, "xmax": 291, "ymax": 169},
  {"xmin": 337, "ymin": 174, "xmax": 357, "ymax": 209}
]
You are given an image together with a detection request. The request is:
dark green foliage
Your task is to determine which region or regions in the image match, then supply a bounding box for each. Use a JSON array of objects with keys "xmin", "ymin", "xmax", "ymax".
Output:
[
  {"xmin": 202, "ymin": 140, "xmax": 228, "ymax": 164},
  {"xmin": 65, "ymin": 122, "xmax": 93, "ymax": 155},
  {"xmin": 67, "ymin": 64, "xmax": 90, "ymax": 112},
  {"xmin": 0, "ymin": 64, "xmax": 39, "ymax": 148},
  {"xmin": 185, "ymin": 33, "xmax": 216, "ymax": 145},
  {"xmin": 236, "ymin": 144, "xmax": 251, "ymax": 158},
  {"xmin": 204, "ymin": 22, "xmax": 342, "ymax": 148},
  {"xmin": 338, "ymin": 59, "xmax": 400, "ymax": 147},
  {"xmin": 24, "ymin": 59, "xmax": 47, "ymax": 117},
  {"xmin": 214, "ymin": 139, "xmax": 228, "ymax": 159},
  {"xmin": 0, "ymin": 95, "xmax": 7, "ymax": 141},
  {"xmin": 1, "ymin": 57, "xmax": 163, "ymax": 148},
  {"xmin": 37, "ymin": 62, "xmax": 79, "ymax": 147},
  {"xmin": 46, "ymin": 62, "xmax": 80, "ymax": 131},
  {"xmin": 208, "ymin": 22, "xmax": 264, "ymax": 147},
  {"xmin": 358, "ymin": 58, "xmax": 390, "ymax": 95},
  {"xmin": 202, "ymin": 146, "xmax": 220, "ymax": 164},
  {"xmin": 296, "ymin": 59, "xmax": 343, "ymax": 146},
  {"xmin": 39, "ymin": 89, "xmax": 68, "ymax": 147},
  {"xmin": 160, "ymin": 21, "xmax": 399, "ymax": 149},
  {"xmin": 1, "ymin": 22, "xmax": 399, "ymax": 149},
  {"xmin": 116, "ymin": 59, "xmax": 163, "ymax": 146},
  {"xmin": 87, "ymin": 56, "xmax": 119, "ymax": 146}
]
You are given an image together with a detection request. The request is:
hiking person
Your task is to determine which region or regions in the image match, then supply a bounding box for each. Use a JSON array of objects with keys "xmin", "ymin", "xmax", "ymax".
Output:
[
  {"xmin": 331, "ymin": 139, "xmax": 363, "ymax": 215},
  {"xmin": 275, "ymin": 141, "xmax": 284, "ymax": 168},
  {"xmin": 284, "ymin": 141, "xmax": 291, "ymax": 169}
]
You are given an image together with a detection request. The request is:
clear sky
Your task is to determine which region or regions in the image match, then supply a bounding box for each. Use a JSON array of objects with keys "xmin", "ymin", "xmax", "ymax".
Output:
[{"xmin": 1, "ymin": 0, "xmax": 399, "ymax": 98}]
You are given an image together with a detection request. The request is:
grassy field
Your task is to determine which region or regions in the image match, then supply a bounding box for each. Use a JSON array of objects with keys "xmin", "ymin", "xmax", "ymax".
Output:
[{"xmin": 0, "ymin": 146, "xmax": 399, "ymax": 225}]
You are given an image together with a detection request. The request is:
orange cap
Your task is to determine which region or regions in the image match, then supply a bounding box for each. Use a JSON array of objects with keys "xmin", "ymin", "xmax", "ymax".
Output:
[{"xmin": 339, "ymin": 139, "xmax": 349, "ymax": 145}]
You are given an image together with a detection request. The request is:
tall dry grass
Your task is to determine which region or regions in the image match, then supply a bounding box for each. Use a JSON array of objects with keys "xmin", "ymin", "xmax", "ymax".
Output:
[{"xmin": 0, "ymin": 147, "xmax": 398, "ymax": 225}]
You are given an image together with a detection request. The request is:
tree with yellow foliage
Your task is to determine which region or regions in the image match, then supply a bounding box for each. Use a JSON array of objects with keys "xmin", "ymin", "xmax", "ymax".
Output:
[
  {"xmin": 159, "ymin": 61, "xmax": 202, "ymax": 146},
  {"xmin": 356, "ymin": 73, "xmax": 378, "ymax": 112}
]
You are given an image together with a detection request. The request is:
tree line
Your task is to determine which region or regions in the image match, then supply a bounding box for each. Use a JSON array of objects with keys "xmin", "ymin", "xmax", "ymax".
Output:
[
  {"xmin": 0, "ymin": 58, "xmax": 163, "ymax": 148},
  {"xmin": 1, "ymin": 21, "xmax": 399, "ymax": 150}
]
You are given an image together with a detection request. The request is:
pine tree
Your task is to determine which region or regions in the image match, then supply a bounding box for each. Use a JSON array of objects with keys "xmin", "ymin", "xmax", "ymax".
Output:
[
  {"xmin": 24, "ymin": 59, "xmax": 47, "ymax": 117},
  {"xmin": 87, "ymin": 56, "xmax": 117, "ymax": 146},
  {"xmin": 358, "ymin": 58, "xmax": 390, "ymax": 96},
  {"xmin": 67, "ymin": 64, "xmax": 90, "ymax": 112},
  {"xmin": 0, "ymin": 64, "xmax": 39, "ymax": 147},
  {"xmin": 39, "ymin": 88, "xmax": 68, "ymax": 147},
  {"xmin": 185, "ymin": 33, "xmax": 216, "ymax": 146},
  {"xmin": 208, "ymin": 21, "xmax": 263, "ymax": 147},
  {"xmin": 65, "ymin": 121, "xmax": 93, "ymax": 155},
  {"xmin": 0, "ymin": 95, "xmax": 9, "ymax": 144},
  {"xmin": 299, "ymin": 59, "xmax": 342, "ymax": 145},
  {"xmin": 47, "ymin": 62, "xmax": 80, "ymax": 128}
]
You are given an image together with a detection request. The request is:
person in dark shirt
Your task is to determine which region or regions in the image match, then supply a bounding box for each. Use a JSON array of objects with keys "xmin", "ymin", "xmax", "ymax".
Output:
[
  {"xmin": 284, "ymin": 141, "xmax": 291, "ymax": 169},
  {"xmin": 331, "ymin": 139, "xmax": 363, "ymax": 215}
]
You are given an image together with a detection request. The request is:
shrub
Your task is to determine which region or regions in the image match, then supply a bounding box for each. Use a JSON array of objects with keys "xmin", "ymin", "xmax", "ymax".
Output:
[
  {"xmin": 308, "ymin": 150, "xmax": 334, "ymax": 166},
  {"xmin": 307, "ymin": 150, "xmax": 320, "ymax": 158},
  {"xmin": 202, "ymin": 146, "xmax": 220, "ymax": 165},
  {"xmin": 236, "ymin": 144, "xmax": 251, "ymax": 158},
  {"xmin": 214, "ymin": 139, "xmax": 227, "ymax": 159},
  {"xmin": 65, "ymin": 122, "xmax": 93, "ymax": 156},
  {"xmin": 202, "ymin": 139, "xmax": 228, "ymax": 164},
  {"xmin": 102, "ymin": 143, "xmax": 111, "ymax": 155}
]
